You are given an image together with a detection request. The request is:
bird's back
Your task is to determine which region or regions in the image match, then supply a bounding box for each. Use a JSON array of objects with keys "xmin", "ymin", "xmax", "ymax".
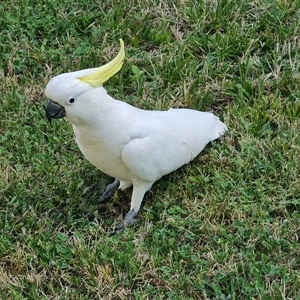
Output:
[{"xmin": 146, "ymin": 108, "xmax": 226, "ymax": 155}]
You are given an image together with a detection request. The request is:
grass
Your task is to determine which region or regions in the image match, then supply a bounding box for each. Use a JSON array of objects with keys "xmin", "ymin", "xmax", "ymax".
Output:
[{"xmin": 1, "ymin": 0, "xmax": 300, "ymax": 299}]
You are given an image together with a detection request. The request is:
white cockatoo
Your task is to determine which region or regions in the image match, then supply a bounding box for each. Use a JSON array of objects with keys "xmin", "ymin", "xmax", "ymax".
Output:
[{"xmin": 45, "ymin": 39, "xmax": 227, "ymax": 232}]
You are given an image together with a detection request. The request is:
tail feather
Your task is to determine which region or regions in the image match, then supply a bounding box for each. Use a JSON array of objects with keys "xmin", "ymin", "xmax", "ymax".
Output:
[{"xmin": 212, "ymin": 116, "xmax": 228, "ymax": 141}]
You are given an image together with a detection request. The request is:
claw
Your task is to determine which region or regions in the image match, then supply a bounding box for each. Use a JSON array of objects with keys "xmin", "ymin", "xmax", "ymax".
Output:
[
  {"xmin": 109, "ymin": 223, "xmax": 126, "ymax": 236},
  {"xmin": 124, "ymin": 209, "xmax": 138, "ymax": 226},
  {"xmin": 109, "ymin": 209, "xmax": 138, "ymax": 236},
  {"xmin": 100, "ymin": 179, "xmax": 120, "ymax": 202}
]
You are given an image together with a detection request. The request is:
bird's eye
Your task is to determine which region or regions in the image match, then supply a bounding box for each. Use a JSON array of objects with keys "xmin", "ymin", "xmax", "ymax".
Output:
[{"xmin": 69, "ymin": 98, "xmax": 75, "ymax": 104}]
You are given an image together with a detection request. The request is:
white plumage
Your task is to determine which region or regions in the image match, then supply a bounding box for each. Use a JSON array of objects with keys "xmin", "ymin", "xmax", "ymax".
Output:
[{"xmin": 45, "ymin": 39, "xmax": 227, "ymax": 231}]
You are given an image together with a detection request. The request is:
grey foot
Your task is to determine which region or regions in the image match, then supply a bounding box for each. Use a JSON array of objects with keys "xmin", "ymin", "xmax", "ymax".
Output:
[
  {"xmin": 110, "ymin": 209, "xmax": 138, "ymax": 235},
  {"xmin": 100, "ymin": 179, "xmax": 120, "ymax": 202},
  {"xmin": 124, "ymin": 209, "xmax": 138, "ymax": 226}
]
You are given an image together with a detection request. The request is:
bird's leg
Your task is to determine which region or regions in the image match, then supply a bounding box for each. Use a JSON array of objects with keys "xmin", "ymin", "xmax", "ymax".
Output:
[
  {"xmin": 100, "ymin": 179, "xmax": 120, "ymax": 202},
  {"xmin": 111, "ymin": 181, "xmax": 153, "ymax": 234}
]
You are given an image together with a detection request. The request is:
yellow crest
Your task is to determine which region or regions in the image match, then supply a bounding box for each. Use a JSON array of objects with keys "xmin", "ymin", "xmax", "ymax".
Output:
[{"xmin": 78, "ymin": 39, "xmax": 125, "ymax": 87}]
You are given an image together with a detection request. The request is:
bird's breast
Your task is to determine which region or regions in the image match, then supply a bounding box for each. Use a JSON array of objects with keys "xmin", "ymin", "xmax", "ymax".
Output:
[{"xmin": 72, "ymin": 125, "xmax": 134, "ymax": 180}]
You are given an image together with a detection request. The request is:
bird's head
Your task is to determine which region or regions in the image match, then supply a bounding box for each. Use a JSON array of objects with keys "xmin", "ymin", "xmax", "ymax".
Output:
[{"xmin": 45, "ymin": 39, "xmax": 125, "ymax": 125}]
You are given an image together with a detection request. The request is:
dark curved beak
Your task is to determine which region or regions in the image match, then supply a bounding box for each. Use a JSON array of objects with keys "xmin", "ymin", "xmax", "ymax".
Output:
[{"xmin": 45, "ymin": 100, "xmax": 66, "ymax": 122}]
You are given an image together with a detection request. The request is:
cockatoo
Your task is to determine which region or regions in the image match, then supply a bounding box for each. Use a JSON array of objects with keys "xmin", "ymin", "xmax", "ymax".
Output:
[{"xmin": 45, "ymin": 39, "xmax": 227, "ymax": 232}]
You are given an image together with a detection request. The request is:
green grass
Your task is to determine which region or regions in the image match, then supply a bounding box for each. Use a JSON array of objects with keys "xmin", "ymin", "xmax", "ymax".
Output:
[{"xmin": 1, "ymin": 0, "xmax": 300, "ymax": 299}]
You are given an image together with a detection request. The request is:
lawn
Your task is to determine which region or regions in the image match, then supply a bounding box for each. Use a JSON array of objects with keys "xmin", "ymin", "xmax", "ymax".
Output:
[{"xmin": 1, "ymin": 0, "xmax": 300, "ymax": 299}]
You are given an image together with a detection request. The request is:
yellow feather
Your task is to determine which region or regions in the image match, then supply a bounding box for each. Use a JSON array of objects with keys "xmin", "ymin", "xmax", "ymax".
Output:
[{"xmin": 78, "ymin": 39, "xmax": 125, "ymax": 87}]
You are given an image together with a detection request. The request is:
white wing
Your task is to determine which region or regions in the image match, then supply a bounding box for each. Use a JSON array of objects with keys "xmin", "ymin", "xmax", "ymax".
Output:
[{"xmin": 121, "ymin": 108, "xmax": 227, "ymax": 182}]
